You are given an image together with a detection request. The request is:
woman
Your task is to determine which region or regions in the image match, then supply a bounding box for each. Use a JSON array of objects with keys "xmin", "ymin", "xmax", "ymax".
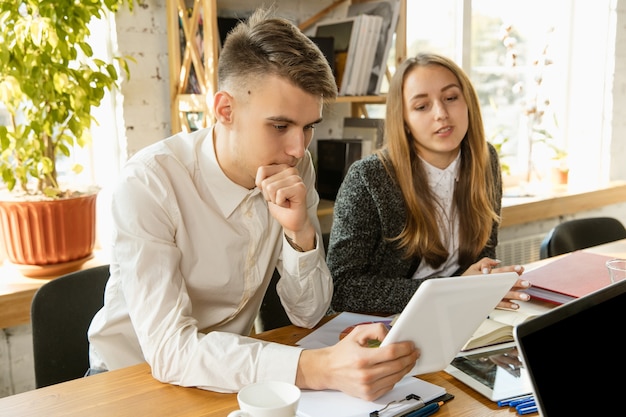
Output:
[{"xmin": 327, "ymin": 53, "xmax": 529, "ymax": 315}]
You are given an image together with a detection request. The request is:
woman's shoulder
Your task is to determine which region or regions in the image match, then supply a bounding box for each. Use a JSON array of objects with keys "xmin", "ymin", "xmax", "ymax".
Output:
[
  {"xmin": 341, "ymin": 152, "xmax": 399, "ymax": 198},
  {"xmin": 348, "ymin": 152, "xmax": 387, "ymax": 178}
]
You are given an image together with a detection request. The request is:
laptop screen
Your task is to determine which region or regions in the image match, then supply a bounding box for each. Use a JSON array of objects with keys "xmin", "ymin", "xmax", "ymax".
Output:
[{"xmin": 514, "ymin": 279, "xmax": 626, "ymax": 416}]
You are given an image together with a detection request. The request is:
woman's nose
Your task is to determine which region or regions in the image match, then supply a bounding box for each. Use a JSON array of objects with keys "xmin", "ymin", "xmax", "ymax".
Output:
[{"xmin": 434, "ymin": 101, "xmax": 449, "ymax": 121}]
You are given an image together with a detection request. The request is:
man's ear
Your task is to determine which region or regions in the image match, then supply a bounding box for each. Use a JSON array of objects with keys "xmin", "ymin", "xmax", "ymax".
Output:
[{"xmin": 214, "ymin": 91, "xmax": 234, "ymax": 124}]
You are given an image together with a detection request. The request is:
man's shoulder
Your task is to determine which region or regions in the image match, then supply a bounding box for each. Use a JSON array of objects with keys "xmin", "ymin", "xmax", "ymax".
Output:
[{"xmin": 129, "ymin": 128, "xmax": 210, "ymax": 165}]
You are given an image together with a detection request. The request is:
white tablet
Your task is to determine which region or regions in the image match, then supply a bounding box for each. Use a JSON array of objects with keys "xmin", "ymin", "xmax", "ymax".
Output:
[{"xmin": 380, "ymin": 272, "xmax": 518, "ymax": 375}]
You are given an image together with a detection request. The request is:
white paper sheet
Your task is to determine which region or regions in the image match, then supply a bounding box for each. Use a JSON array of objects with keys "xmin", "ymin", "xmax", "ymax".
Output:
[{"xmin": 297, "ymin": 375, "xmax": 446, "ymax": 417}]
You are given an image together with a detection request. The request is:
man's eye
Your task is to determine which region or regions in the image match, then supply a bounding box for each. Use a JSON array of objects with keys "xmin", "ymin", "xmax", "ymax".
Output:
[
  {"xmin": 273, "ymin": 124, "xmax": 288, "ymax": 131},
  {"xmin": 304, "ymin": 124, "xmax": 316, "ymax": 131}
]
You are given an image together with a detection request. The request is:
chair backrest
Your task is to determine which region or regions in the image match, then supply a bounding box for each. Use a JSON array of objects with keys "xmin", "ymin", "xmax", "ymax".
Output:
[
  {"xmin": 539, "ymin": 217, "xmax": 626, "ymax": 259},
  {"xmin": 31, "ymin": 264, "xmax": 110, "ymax": 388}
]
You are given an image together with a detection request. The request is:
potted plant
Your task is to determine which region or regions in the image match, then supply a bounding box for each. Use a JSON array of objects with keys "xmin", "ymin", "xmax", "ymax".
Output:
[{"xmin": 0, "ymin": 0, "xmax": 134, "ymax": 276}]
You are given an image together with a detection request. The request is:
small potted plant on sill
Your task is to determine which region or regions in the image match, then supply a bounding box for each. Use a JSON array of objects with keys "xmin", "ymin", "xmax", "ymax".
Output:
[
  {"xmin": 0, "ymin": 0, "xmax": 134, "ymax": 277},
  {"xmin": 547, "ymin": 143, "xmax": 569, "ymax": 186}
]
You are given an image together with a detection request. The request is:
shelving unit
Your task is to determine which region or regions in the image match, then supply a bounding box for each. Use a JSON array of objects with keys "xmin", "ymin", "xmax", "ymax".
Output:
[
  {"xmin": 166, "ymin": 0, "xmax": 407, "ymax": 133},
  {"xmin": 166, "ymin": 0, "xmax": 218, "ymax": 133}
]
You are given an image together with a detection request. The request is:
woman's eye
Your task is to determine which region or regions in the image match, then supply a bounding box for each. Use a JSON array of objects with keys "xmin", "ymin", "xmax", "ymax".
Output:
[{"xmin": 445, "ymin": 95, "xmax": 459, "ymax": 102}]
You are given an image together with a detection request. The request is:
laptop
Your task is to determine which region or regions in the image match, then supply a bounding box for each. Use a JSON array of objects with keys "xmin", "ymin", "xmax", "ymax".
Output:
[
  {"xmin": 514, "ymin": 278, "xmax": 626, "ymax": 416},
  {"xmin": 444, "ymin": 342, "xmax": 534, "ymax": 401}
]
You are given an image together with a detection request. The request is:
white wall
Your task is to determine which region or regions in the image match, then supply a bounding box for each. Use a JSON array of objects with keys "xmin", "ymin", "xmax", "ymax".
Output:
[{"xmin": 1, "ymin": 0, "xmax": 625, "ymax": 398}]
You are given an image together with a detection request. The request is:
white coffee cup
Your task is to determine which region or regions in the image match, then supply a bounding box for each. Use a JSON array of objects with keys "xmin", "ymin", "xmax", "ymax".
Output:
[{"xmin": 227, "ymin": 380, "xmax": 301, "ymax": 417}]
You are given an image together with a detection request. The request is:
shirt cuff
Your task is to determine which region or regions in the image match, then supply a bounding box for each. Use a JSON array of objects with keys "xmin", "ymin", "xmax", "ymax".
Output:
[{"xmin": 257, "ymin": 343, "xmax": 303, "ymax": 384}]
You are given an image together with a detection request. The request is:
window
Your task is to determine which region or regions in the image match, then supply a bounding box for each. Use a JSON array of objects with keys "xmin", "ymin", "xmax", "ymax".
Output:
[{"xmin": 405, "ymin": 0, "xmax": 614, "ymax": 193}]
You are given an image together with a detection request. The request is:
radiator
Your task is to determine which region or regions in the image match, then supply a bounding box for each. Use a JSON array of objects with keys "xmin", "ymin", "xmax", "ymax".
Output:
[{"xmin": 496, "ymin": 233, "xmax": 546, "ymax": 266}]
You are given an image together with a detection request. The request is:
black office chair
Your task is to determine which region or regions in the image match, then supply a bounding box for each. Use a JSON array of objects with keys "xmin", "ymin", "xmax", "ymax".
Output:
[
  {"xmin": 31, "ymin": 264, "xmax": 110, "ymax": 388},
  {"xmin": 539, "ymin": 217, "xmax": 626, "ymax": 259}
]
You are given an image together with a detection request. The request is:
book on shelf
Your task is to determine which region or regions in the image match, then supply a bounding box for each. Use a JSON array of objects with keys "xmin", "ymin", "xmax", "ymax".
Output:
[
  {"xmin": 521, "ymin": 250, "xmax": 616, "ymax": 305},
  {"xmin": 461, "ymin": 301, "xmax": 550, "ymax": 351},
  {"xmin": 314, "ymin": 16, "xmax": 362, "ymax": 95},
  {"xmin": 347, "ymin": 14, "xmax": 383, "ymax": 95},
  {"xmin": 347, "ymin": 0, "xmax": 401, "ymax": 95},
  {"xmin": 314, "ymin": 13, "xmax": 384, "ymax": 96}
]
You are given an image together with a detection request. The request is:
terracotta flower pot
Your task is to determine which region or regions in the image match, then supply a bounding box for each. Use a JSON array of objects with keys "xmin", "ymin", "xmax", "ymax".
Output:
[{"xmin": 0, "ymin": 192, "xmax": 97, "ymax": 277}]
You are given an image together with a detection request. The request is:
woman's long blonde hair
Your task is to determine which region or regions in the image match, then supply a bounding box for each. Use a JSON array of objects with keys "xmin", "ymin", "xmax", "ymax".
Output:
[{"xmin": 379, "ymin": 53, "xmax": 499, "ymax": 267}]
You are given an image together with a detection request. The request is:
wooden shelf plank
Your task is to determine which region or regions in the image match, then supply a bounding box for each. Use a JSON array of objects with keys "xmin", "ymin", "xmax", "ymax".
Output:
[{"xmin": 317, "ymin": 181, "xmax": 626, "ymax": 229}]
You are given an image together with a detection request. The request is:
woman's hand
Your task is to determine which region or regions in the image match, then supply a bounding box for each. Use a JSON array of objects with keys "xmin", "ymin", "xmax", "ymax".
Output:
[{"xmin": 463, "ymin": 257, "xmax": 531, "ymax": 310}]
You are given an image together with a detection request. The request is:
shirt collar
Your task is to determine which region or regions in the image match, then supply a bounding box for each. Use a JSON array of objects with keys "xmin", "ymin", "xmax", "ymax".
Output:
[
  {"xmin": 422, "ymin": 151, "xmax": 461, "ymax": 189},
  {"xmin": 200, "ymin": 126, "xmax": 262, "ymax": 219}
]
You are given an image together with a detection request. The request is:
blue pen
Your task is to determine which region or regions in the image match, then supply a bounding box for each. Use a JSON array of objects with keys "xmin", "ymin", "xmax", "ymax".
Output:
[
  {"xmin": 515, "ymin": 400, "xmax": 536, "ymax": 411},
  {"xmin": 517, "ymin": 404, "xmax": 538, "ymax": 415},
  {"xmin": 403, "ymin": 401, "xmax": 443, "ymax": 417},
  {"xmin": 498, "ymin": 394, "xmax": 534, "ymax": 407},
  {"xmin": 509, "ymin": 395, "xmax": 535, "ymax": 407}
]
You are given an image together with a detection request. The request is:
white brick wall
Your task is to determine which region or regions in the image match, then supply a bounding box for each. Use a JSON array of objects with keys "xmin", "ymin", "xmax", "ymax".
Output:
[
  {"xmin": 0, "ymin": 324, "xmax": 34, "ymax": 397},
  {"xmin": 116, "ymin": 0, "xmax": 171, "ymax": 159},
  {"xmin": 0, "ymin": 328, "xmax": 10, "ymax": 397}
]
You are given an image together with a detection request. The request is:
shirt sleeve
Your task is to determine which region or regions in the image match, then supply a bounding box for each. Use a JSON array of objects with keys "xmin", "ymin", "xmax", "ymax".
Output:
[{"xmin": 275, "ymin": 152, "xmax": 333, "ymax": 328}]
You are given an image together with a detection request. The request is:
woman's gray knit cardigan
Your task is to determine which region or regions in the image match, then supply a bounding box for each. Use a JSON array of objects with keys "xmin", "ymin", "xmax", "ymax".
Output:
[{"xmin": 327, "ymin": 144, "xmax": 502, "ymax": 315}]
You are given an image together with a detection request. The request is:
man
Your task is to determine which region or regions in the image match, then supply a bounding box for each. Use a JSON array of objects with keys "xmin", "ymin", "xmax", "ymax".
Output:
[{"xmin": 88, "ymin": 7, "xmax": 418, "ymax": 401}]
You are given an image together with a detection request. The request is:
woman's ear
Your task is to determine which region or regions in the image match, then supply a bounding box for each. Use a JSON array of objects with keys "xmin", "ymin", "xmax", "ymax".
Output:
[{"xmin": 214, "ymin": 91, "xmax": 233, "ymax": 124}]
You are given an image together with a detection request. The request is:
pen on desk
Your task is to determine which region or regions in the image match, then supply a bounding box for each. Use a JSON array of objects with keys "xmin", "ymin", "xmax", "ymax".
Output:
[
  {"xmin": 507, "ymin": 395, "xmax": 535, "ymax": 407},
  {"xmin": 515, "ymin": 399, "xmax": 535, "ymax": 408},
  {"xmin": 403, "ymin": 401, "xmax": 444, "ymax": 417},
  {"xmin": 392, "ymin": 400, "xmax": 425, "ymax": 417},
  {"xmin": 517, "ymin": 404, "xmax": 538, "ymax": 415}
]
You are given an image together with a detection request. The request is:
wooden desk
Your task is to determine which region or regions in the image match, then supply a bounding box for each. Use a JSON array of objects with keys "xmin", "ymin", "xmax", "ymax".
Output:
[
  {"xmin": 0, "ymin": 320, "xmax": 519, "ymax": 417},
  {"xmin": 1, "ymin": 239, "xmax": 624, "ymax": 416},
  {"xmin": 0, "ymin": 252, "xmax": 107, "ymax": 329}
]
